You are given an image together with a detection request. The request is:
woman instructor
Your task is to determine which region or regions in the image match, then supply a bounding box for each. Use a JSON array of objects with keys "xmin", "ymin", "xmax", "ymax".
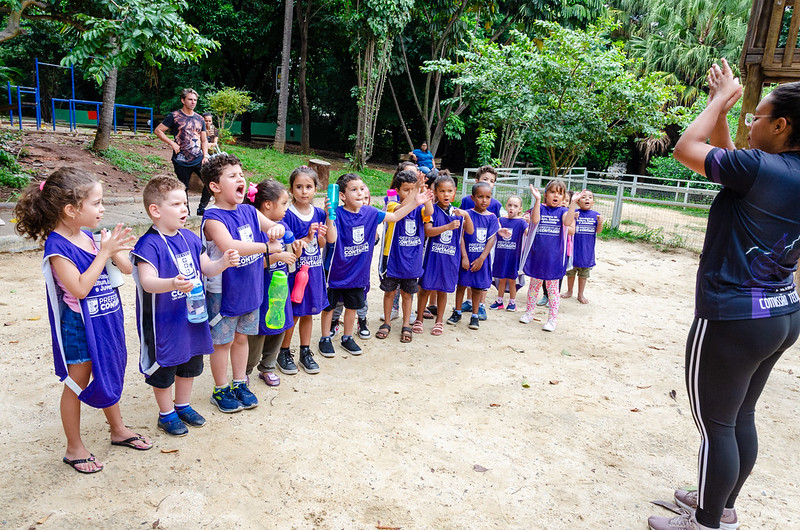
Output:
[{"xmin": 648, "ymin": 60, "xmax": 800, "ymax": 530}]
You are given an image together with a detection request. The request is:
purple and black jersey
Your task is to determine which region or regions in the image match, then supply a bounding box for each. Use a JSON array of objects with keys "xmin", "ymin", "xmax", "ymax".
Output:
[
  {"xmin": 132, "ymin": 228, "xmax": 213, "ymax": 374},
  {"xmin": 420, "ymin": 204, "xmax": 463, "ymax": 293},
  {"xmin": 523, "ymin": 204, "xmax": 568, "ymax": 281},
  {"xmin": 573, "ymin": 209, "xmax": 599, "ymax": 268},
  {"xmin": 458, "ymin": 210, "xmax": 500, "ymax": 289},
  {"xmin": 697, "ymin": 148, "xmax": 800, "ymax": 320},
  {"xmin": 328, "ymin": 205, "xmax": 385, "ymax": 289},
  {"xmin": 493, "ymin": 217, "xmax": 528, "ymax": 280}
]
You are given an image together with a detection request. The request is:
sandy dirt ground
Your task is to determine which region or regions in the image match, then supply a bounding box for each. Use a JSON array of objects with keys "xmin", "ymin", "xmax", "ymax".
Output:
[{"xmin": 1, "ymin": 238, "xmax": 799, "ymax": 529}]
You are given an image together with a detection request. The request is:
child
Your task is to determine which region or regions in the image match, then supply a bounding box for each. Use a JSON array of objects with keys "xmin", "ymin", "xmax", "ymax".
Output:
[
  {"xmin": 279, "ymin": 166, "xmax": 328, "ymax": 374},
  {"xmin": 329, "ymin": 181, "xmax": 374, "ymax": 340},
  {"xmin": 319, "ymin": 173, "xmax": 432, "ymax": 355},
  {"xmin": 244, "ymin": 180, "xmax": 298, "ymax": 386},
  {"xmin": 201, "ymin": 154, "xmax": 285, "ymax": 413},
  {"xmin": 563, "ymin": 190, "xmax": 603, "ymax": 304},
  {"xmin": 415, "ymin": 173, "xmax": 475, "ymax": 336},
  {"xmin": 131, "ymin": 176, "xmax": 240, "ymax": 436},
  {"xmin": 450, "ymin": 181, "xmax": 500, "ymax": 329},
  {"xmin": 490, "ymin": 195, "xmax": 528, "ymax": 311},
  {"xmin": 519, "ymin": 180, "xmax": 583, "ymax": 331},
  {"xmin": 377, "ymin": 169, "xmax": 433, "ymax": 342},
  {"xmin": 537, "ymin": 190, "xmax": 574, "ymax": 308},
  {"xmin": 14, "ymin": 168, "xmax": 152, "ymax": 473},
  {"xmin": 459, "ymin": 165, "xmax": 507, "ymax": 319}
]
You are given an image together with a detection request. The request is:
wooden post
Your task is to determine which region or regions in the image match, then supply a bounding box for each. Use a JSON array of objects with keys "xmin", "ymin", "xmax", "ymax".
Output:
[
  {"xmin": 309, "ymin": 158, "xmax": 331, "ymax": 188},
  {"xmin": 736, "ymin": 64, "xmax": 765, "ymax": 148}
]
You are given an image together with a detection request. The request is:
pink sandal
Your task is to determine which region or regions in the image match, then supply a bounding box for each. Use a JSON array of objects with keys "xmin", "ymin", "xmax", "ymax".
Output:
[
  {"xmin": 431, "ymin": 322, "xmax": 444, "ymax": 336},
  {"xmin": 412, "ymin": 319, "xmax": 424, "ymax": 334}
]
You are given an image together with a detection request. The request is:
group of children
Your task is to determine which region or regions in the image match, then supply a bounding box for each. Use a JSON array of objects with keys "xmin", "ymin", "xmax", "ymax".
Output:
[{"xmin": 14, "ymin": 155, "xmax": 602, "ymax": 473}]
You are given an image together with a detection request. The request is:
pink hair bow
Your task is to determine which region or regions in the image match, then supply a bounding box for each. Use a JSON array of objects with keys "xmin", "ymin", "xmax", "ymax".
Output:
[
  {"xmin": 247, "ymin": 182, "xmax": 258, "ymax": 203},
  {"xmin": 39, "ymin": 181, "xmax": 46, "ymax": 191}
]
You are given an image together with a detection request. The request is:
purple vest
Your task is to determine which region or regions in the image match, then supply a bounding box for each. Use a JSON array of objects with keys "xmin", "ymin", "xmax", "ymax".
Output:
[
  {"xmin": 328, "ymin": 205, "xmax": 383, "ymax": 289},
  {"xmin": 43, "ymin": 231, "xmax": 127, "ymax": 408},
  {"xmin": 458, "ymin": 210, "xmax": 500, "ymax": 289},
  {"xmin": 420, "ymin": 204, "xmax": 463, "ymax": 293},
  {"xmin": 283, "ymin": 205, "xmax": 328, "ymax": 316},
  {"xmin": 573, "ymin": 209, "xmax": 599, "ymax": 268},
  {"xmin": 493, "ymin": 217, "xmax": 528, "ymax": 280},
  {"xmin": 385, "ymin": 204, "xmax": 426, "ymax": 279},
  {"xmin": 131, "ymin": 228, "xmax": 213, "ymax": 374},
  {"xmin": 523, "ymin": 204, "xmax": 568, "ymax": 280},
  {"xmin": 202, "ymin": 204, "xmax": 264, "ymax": 316},
  {"xmin": 258, "ymin": 221, "xmax": 294, "ymax": 335}
]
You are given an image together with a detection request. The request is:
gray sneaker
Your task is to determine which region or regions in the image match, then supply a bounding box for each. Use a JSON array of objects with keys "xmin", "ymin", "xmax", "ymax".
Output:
[
  {"xmin": 673, "ymin": 490, "xmax": 739, "ymax": 530},
  {"xmin": 647, "ymin": 513, "xmax": 701, "ymax": 530}
]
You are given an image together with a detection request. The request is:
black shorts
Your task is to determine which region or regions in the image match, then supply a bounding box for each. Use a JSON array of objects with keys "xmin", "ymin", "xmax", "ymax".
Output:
[
  {"xmin": 325, "ymin": 287, "xmax": 365, "ymax": 312},
  {"xmin": 145, "ymin": 354, "xmax": 204, "ymax": 389},
  {"xmin": 380, "ymin": 276, "xmax": 419, "ymax": 294}
]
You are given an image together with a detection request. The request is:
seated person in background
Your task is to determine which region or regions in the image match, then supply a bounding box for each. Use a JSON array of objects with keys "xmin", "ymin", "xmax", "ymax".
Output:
[{"xmin": 409, "ymin": 142, "xmax": 438, "ymax": 178}]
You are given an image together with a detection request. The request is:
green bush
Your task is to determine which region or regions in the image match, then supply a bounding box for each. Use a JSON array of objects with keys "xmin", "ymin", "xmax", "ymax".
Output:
[{"xmin": 0, "ymin": 145, "xmax": 30, "ymax": 188}]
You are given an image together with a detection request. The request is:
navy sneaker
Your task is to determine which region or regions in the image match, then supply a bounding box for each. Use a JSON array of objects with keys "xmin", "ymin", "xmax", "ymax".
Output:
[
  {"xmin": 175, "ymin": 405, "xmax": 206, "ymax": 427},
  {"xmin": 478, "ymin": 303, "xmax": 488, "ymax": 321},
  {"xmin": 461, "ymin": 300, "xmax": 473, "ymax": 312},
  {"xmin": 489, "ymin": 300, "xmax": 504, "ymax": 310},
  {"xmin": 158, "ymin": 411, "xmax": 188, "ymax": 436},
  {"xmin": 318, "ymin": 336, "xmax": 336, "ymax": 358},
  {"xmin": 469, "ymin": 315, "xmax": 480, "ymax": 330},
  {"xmin": 357, "ymin": 317, "xmax": 371, "ymax": 339},
  {"xmin": 340, "ymin": 336, "xmax": 362, "ymax": 356},
  {"xmin": 277, "ymin": 348, "xmax": 298, "ymax": 375},
  {"xmin": 446, "ymin": 310, "xmax": 462, "ymax": 325},
  {"xmin": 210, "ymin": 385, "xmax": 244, "ymax": 413},
  {"xmin": 299, "ymin": 346, "xmax": 320, "ymax": 374},
  {"xmin": 232, "ymin": 381, "xmax": 258, "ymax": 409}
]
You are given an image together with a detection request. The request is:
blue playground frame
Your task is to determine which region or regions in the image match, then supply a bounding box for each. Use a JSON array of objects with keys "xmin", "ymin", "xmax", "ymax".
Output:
[{"xmin": 6, "ymin": 58, "xmax": 153, "ymax": 133}]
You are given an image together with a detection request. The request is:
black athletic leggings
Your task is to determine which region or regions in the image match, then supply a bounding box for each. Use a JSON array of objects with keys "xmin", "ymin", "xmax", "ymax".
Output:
[
  {"xmin": 685, "ymin": 312, "xmax": 800, "ymax": 527},
  {"xmin": 173, "ymin": 161, "xmax": 211, "ymax": 212}
]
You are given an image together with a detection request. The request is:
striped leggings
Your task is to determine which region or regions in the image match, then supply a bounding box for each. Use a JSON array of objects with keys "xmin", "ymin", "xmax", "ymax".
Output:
[{"xmin": 685, "ymin": 313, "xmax": 800, "ymax": 527}]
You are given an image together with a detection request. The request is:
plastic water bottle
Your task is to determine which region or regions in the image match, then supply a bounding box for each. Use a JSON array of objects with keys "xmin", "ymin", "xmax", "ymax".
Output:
[
  {"xmin": 327, "ymin": 183, "xmax": 339, "ymax": 221},
  {"xmin": 186, "ymin": 278, "xmax": 208, "ymax": 323},
  {"xmin": 93, "ymin": 232, "xmax": 125, "ymax": 288},
  {"xmin": 283, "ymin": 230, "xmax": 296, "ymax": 273},
  {"xmin": 291, "ymin": 264, "xmax": 310, "ymax": 303},
  {"xmin": 387, "ymin": 189, "xmax": 398, "ymax": 203},
  {"xmin": 265, "ymin": 271, "xmax": 289, "ymax": 329}
]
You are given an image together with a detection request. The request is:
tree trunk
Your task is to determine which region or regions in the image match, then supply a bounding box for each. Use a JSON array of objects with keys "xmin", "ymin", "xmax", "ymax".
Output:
[
  {"xmin": 274, "ymin": 0, "xmax": 294, "ymax": 153},
  {"xmin": 92, "ymin": 65, "xmax": 118, "ymax": 152},
  {"xmin": 353, "ymin": 37, "xmax": 390, "ymax": 169},
  {"xmin": 296, "ymin": 0, "xmax": 311, "ymax": 154}
]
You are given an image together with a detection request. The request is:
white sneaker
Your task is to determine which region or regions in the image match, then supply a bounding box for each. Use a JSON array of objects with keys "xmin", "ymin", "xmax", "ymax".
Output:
[
  {"xmin": 542, "ymin": 319, "xmax": 556, "ymax": 332},
  {"xmin": 519, "ymin": 312, "xmax": 533, "ymax": 324},
  {"xmin": 674, "ymin": 490, "xmax": 739, "ymax": 530},
  {"xmin": 390, "ymin": 307, "xmax": 400, "ymax": 321}
]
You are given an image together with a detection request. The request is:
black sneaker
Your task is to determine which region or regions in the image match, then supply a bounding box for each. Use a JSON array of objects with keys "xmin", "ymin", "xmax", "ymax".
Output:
[
  {"xmin": 446, "ymin": 310, "xmax": 462, "ymax": 325},
  {"xmin": 340, "ymin": 336, "xmax": 362, "ymax": 356},
  {"xmin": 329, "ymin": 319, "xmax": 340, "ymax": 337},
  {"xmin": 468, "ymin": 315, "xmax": 480, "ymax": 330},
  {"xmin": 277, "ymin": 348, "xmax": 298, "ymax": 375},
  {"xmin": 299, "ymin": 346, "xmax": 320, "ymax": 374},
  {"xmin": 318, "ymin": 336, "xmax": 336, "ymax": 358},
  {"xmin": 357, "ymin": 317, "xmax": 371, "ymax": 339}
]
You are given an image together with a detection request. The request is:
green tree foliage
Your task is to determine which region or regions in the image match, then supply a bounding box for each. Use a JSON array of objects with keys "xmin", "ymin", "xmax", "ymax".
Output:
[
  {"xmin": 206, "ymin": 86, "xmax": 253, "ymax": 133},
  {"xmin": 609, "ymin": 0, "xmax": 749, "ymax": 102},
  {"xmin": 426, "ymin": 19, "xmax": 677, "ymax": 175}
]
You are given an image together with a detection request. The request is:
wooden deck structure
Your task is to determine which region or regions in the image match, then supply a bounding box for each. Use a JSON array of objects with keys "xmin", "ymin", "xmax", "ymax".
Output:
[{"xmin": 736, "ymin": 0, "xmax": 800, "ymax": 147}]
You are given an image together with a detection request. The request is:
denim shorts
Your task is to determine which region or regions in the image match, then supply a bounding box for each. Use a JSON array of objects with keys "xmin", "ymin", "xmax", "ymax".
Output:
[
  {"xmin": 61, "ymin": 307, "xmax": 91, "ymax": 364},
  {"xmin": 207, "ymin": 291, "xmax": 259, "ymax": 345}
]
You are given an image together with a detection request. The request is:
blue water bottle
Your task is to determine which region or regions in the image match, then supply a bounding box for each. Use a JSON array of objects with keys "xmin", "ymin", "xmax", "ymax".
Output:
[{"xmin": 327, "ymin": 183, "xmax": 339, "ymax": 221}]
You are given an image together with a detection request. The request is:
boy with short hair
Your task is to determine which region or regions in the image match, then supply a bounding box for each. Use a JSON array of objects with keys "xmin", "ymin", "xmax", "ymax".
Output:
[
  {"xmin": 132, "ymin": 176, "xmax": 240, "ymax": 436},
  {"xmin": 564, "ymin": 190, "xmax": 603, "ymax": 304},
  {"xmin": 200, "ymin": 154, "xmax": 285, "ymax": 413},
  {"xmin": 319, "ymin": 173, "xmax": 432, "ymax": 356}
]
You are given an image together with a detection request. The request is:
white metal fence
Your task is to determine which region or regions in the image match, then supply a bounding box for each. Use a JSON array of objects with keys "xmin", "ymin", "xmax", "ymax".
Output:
[{"xmin": 460, "ymin": 167, "xmax": 722, "ymax": 252}]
